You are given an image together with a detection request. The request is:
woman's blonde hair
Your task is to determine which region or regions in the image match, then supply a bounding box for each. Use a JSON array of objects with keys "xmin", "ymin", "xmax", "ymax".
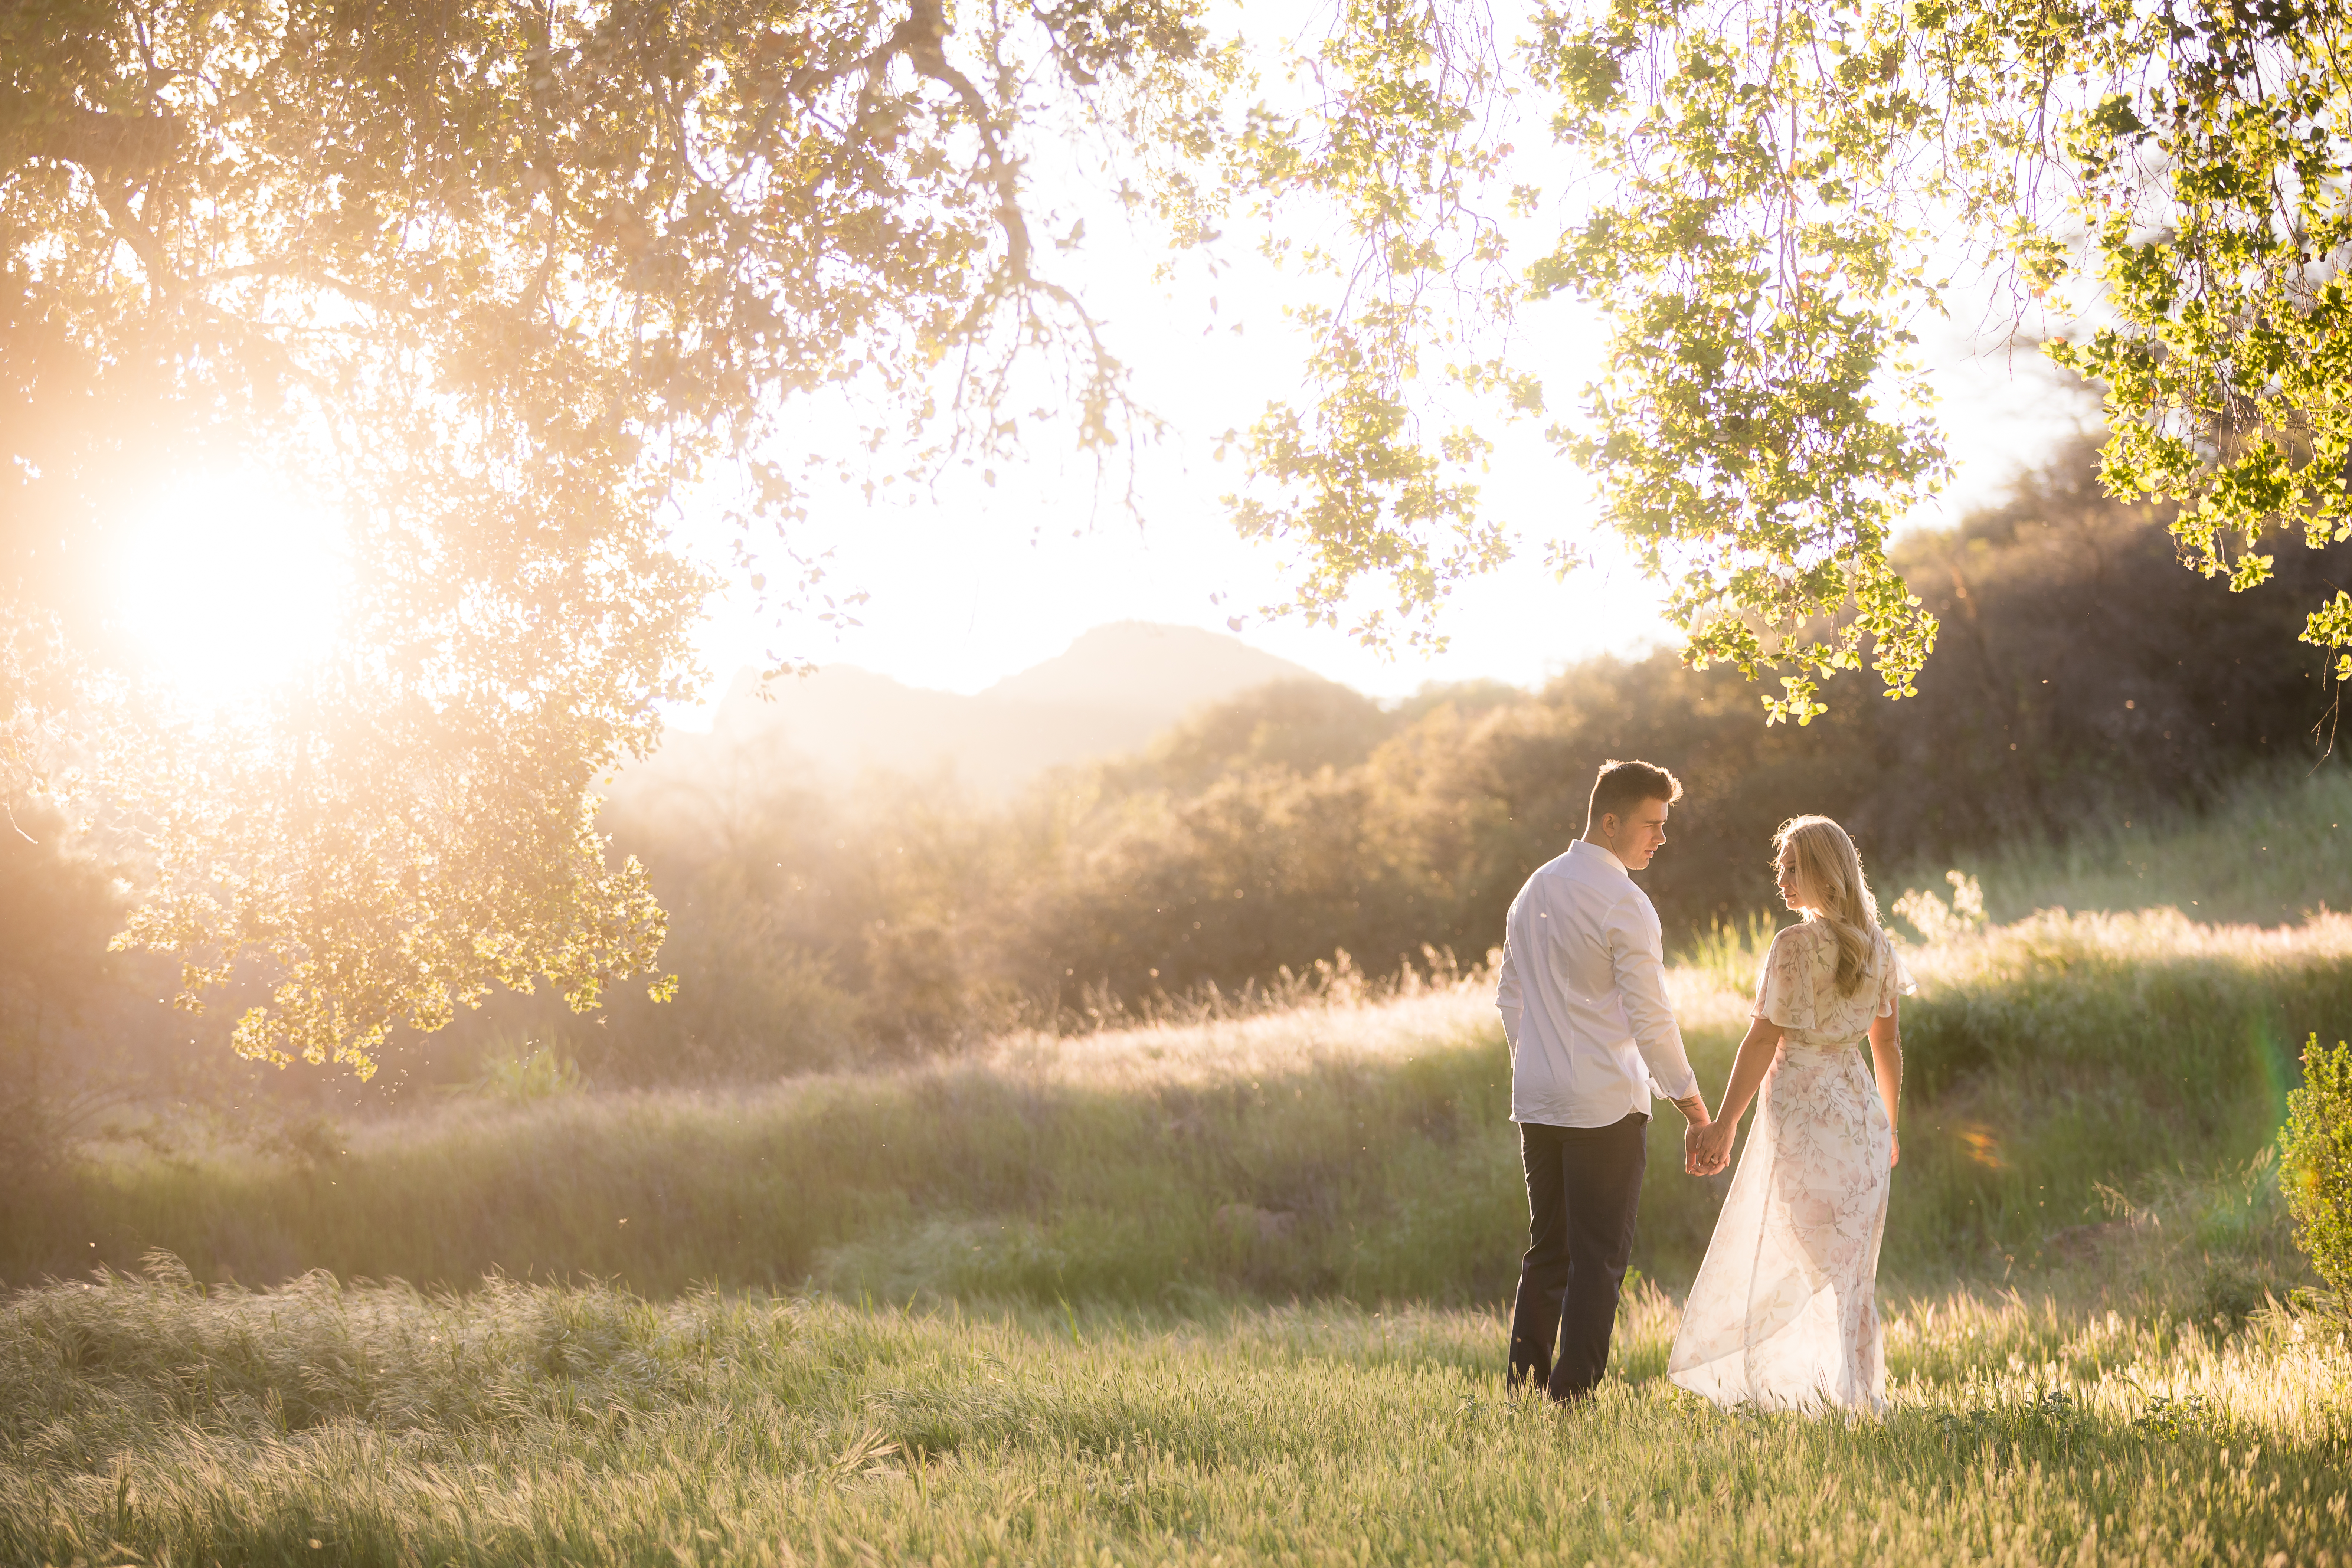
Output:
[{"xmin": 1774, "ymin": 815, "xmax": 1882, "ymax": 997}]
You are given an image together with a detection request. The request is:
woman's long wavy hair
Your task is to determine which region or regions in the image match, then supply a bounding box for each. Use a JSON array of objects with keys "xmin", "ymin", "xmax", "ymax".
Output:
[{"xmin": 1775, "ymin": 815, "xmax": 1883, "ymax": 998}]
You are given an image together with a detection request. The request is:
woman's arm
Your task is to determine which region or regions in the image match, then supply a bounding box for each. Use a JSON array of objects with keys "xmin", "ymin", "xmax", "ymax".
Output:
[
  {"xmin": 1692, "ymin": 1015, "xmax": 1784, "ymax": 1171},
  {"xmin": 1870, "ymin": 1000, "xmax": 1903, "ymax": 1169}
]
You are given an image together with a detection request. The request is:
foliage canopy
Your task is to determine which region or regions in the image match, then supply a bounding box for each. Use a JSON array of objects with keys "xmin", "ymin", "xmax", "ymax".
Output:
[
  {"xmin": 1226, "ymin": 0, "xmax": 2352, "ymax": 721},
  {"xmin": 7, "ymin": 0, "xmax": 2351, "ymax": 1071},
  {"xmin": 1, "ymin": 0, "xmax": 1223, "ymax": 1073}
]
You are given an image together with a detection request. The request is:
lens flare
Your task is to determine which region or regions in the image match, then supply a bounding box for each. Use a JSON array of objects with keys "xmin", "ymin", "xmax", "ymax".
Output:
[{"xmin": 112, "ymin": 470, "xmax": 349, "ymax": 706}]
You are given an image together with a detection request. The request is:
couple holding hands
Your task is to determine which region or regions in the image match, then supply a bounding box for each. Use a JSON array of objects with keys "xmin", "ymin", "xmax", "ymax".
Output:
[{"xmin": 1496, "ymin": 759, "xmax": 1910, "ymax": 1414}]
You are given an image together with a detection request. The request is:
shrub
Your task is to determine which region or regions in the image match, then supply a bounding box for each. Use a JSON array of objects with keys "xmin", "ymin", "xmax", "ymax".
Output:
[
  {"xmin": 2280, "ymin": 1034, "xmax": 2352, "ymax": 1310},
  {"xmin": 467, "ymin": 1037, "xmax": 582, "ymax": 1103}
]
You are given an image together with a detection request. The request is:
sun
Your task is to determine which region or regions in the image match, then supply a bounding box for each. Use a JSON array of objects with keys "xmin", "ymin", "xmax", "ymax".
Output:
[{"xmin": 111, "ymin": 468, "xmax": 350, "ymax": 707}]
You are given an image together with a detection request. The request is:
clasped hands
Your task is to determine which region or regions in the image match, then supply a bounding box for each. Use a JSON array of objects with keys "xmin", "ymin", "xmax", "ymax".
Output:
[{"xmin": 1684, "ymin": 1114, "xmax": 1734, "ymax": 1176}]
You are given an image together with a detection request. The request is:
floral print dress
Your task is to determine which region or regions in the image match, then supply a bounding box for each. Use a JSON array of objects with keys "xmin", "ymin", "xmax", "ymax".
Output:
[{"xmin": 1668, "ymin": 919, "xmax": 1914, "ymax": 1413}]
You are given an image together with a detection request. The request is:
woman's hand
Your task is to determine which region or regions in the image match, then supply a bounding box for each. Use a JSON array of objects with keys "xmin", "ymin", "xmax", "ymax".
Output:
[{"xmin": 1691, "ymin": 1118, "xmax": 1736, "ymax": 1175}]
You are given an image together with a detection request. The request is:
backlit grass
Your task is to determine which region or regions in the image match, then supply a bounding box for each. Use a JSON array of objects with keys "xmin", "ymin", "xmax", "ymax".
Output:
[
  {"xmin": 3, "ymin": 1259, "xmax": 2347, "ymax": 1567},
  {"xmin": 7, "ymin": 903, "xmax": 2340, "ymax": 1310},
  {"xmin": 10, "ymin": 778, "xmax": 2352, "ymax": 1563},
  {"xmin": 1907, "ymin": 763, "xmax": 2352, "ymax": 930}
]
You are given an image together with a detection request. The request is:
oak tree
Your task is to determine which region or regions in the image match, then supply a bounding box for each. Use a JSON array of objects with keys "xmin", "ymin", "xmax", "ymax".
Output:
[
  {"xmin": 1236, "ymin": 0, "xmax": 2352, "ymax": 721},
  {"xmin": 9, "ymin": 0, "xmax": 2349, "ymax": 1073},
  {"xmin": 2, "ymin": 0, "xmax": 1225, "ymax": 1073}
]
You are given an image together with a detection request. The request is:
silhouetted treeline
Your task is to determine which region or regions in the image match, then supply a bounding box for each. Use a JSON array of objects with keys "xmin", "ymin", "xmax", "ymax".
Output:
[
  {"xmin": 8, "ymin": 438, "xmax": 2349, "ymax": 1115},
  {"xmin": 557, "ymin": 438, "xmax": 2349, "ymax": 1079},
  {"xmin": 0, "ymin": 802, "xmax": 217, "ymax": 1196}
]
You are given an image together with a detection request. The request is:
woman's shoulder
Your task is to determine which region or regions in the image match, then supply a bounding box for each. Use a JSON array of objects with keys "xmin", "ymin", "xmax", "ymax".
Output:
[{"xmin": 1769, "ymin": 919, "xmax": 1831, "ymax": 954}]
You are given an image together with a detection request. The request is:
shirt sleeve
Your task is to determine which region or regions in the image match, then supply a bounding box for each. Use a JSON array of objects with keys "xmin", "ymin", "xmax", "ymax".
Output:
[
  {"xmin": 1495, "ymin": 922, "xmax": 1523, "ymax": 1048},
  {"xmin": 1607, "ymin": 891, "xmax": 1698, "ymax": 1102}
]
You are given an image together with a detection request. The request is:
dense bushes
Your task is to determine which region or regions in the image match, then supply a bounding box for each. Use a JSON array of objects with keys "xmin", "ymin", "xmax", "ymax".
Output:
[
  {"xmin": 2282, "ymin": 1035, "xmax": 2352, "ymax": 1310},
  {"xmin": 12, "ymin": 439, "xmax": 2351, "ymax": 1104},
  {"xmin": 543, "ymin": 439, "xmax": 2351, "ymax": 1082}
]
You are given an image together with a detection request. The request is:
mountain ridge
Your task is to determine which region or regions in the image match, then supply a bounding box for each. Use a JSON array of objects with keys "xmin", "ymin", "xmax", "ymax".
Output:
[{"xmin": 613, "ymin": 622, "xmax": 1331, "ymax": 808}]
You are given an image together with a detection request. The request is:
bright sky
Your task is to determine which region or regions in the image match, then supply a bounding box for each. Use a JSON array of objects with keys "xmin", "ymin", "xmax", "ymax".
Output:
[
  {"xmin": 674, "ymin": 231, "xmax": 2094, "ymax": 719},
  {"xmin": 112, "ymin": 308, "xmax": 2086, "ymax": 719},
  {"xmin": 106, "ymin": 0, "xmax": 2101, "ymax": 721},
  {"xmin": 664, "ymin": 0, "xmax": 2100, "ymax": 716}
]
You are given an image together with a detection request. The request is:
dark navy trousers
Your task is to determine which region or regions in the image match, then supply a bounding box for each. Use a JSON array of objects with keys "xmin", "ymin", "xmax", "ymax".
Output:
[{"xmin": 1507, "ymin": 1112, "xmax": 1649, "ymax": 1402}]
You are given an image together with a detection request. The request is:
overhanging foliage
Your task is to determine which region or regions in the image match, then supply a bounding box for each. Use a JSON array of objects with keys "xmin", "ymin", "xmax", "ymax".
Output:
[{"xmin": 8, "ymin": 0, "xmax": 2350, "ymax": 1071}]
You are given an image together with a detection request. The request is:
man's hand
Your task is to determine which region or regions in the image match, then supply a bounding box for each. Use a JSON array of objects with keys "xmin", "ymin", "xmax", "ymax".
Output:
[{"xmin": 1673, "ymin": 1093, "xmax": 1714, "ymax": 1176}]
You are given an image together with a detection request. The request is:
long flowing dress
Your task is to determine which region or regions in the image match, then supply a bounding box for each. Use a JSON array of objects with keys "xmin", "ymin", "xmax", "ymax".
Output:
[{"xmin": 1668, "ymin": 919, "xmax": 1913, "ymax": 1413}]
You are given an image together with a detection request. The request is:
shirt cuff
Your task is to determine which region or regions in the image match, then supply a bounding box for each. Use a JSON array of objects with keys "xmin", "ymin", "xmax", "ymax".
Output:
[{"xmin": 1650, "ymin": 1069, "xmax": 1700, "ymax": 1103}]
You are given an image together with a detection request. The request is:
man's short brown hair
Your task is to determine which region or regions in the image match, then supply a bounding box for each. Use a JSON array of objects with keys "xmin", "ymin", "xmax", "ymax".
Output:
[{"xmin": 1586, "ymin": 758, "xmax": 1683, "ymax": 833}]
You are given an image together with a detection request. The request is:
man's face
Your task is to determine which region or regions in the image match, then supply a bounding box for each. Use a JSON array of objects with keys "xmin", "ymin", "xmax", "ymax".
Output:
[{"xmin": 1604, "ymin": 797, "xmax": 1671, "ymax": 870}]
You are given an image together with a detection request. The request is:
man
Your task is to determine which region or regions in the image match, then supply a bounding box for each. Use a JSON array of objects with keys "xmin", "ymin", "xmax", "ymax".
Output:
[{"xmin": 1496, "ymin": 758, "xmax": 1714, "ymax": 1405}]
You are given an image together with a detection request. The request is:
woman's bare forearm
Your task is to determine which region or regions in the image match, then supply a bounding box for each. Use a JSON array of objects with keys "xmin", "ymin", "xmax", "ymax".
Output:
[
  {"xmin": 1715, "ymin": 1018, "xmax": 1784, "ymax": 1130},
  {"xmin": 1868, "ymin": 1009, "xmax": 1903, "ymax": 1132}
]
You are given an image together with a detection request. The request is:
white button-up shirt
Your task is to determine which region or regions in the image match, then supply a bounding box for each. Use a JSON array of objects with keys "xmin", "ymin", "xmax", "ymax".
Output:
[{"xmin": 1495, "ymin": 839, "xmax": 1699, "ymax": 1127}]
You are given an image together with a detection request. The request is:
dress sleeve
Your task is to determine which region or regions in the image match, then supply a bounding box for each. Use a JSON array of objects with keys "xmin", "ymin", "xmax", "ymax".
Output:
[
  {"xmin": 1753, "ymin": 924, "xmax": 1819, "ymax": 1032},
  {"xmin": 1875, "ymin": 930, "xmax": 1917, "ymax": 1019}
]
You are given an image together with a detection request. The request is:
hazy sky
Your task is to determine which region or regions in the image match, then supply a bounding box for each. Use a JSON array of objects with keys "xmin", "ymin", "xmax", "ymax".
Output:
[
  {"xmin": 663, "ymin": 4, "xmax": 2101, "ymax": 717},
  {"xmin": 675, "ymin": 228, "xmax": 2095, "ymax": 718},
  {"xmin": 631, "ymin": 1, "xmax": 2109, "ymax": 723},
  {"xmin": 110, "ymin": 1, "xmax": 2100, "ymax": 720}
]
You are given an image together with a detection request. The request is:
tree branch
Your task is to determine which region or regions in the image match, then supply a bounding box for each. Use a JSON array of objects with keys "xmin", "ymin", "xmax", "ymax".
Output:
[
  {"xmin": 21, "ymin": 106, "xmax": 186, "ymax": 293},
  {"xmin": 91, "ymin": 180, "xmax": 177, "ymax": 293},
  {"xmin": 24, "ymin": 105, "xmax": 181, "ymax": 179}
]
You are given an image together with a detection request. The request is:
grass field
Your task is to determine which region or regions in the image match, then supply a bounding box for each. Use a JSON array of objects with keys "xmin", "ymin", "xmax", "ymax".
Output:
[
  {"xmin": 10, "ymin": 907, "xmax": 2342, "ymax": 1312},
  {"xmin": 5, "ymin": 1261, "xmax": 2348, "ymax": 1566},
  {"xmin": 1917, "ymin": 762, "xmax": 2352, "ymax": 931},
  {"xmin": 6, "ymin": 767, "xmax": 2352, "ymax": 1564}
]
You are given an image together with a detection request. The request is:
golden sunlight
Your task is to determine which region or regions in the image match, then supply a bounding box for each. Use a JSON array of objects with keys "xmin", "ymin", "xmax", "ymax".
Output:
[{"xmin": 111, "ymin": 469, "xmax": 348, "ymax": 706}]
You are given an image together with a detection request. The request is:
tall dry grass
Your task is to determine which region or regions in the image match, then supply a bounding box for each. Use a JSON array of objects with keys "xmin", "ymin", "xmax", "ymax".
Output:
[
  {"xmin": 5, "ymin": 900, "xmax": 2338, "ymax": 1316},
  {"xmin": 1891, "ymin": 762, "xmax": 2352, "ymax": 930},
  {"xmin": 3, "ymin": 1256, "xmax": 2347, "ymax": 1567},
  {"xmin": 9, "ymin": 776, "xmax": 2352, "ymax": 1564}
]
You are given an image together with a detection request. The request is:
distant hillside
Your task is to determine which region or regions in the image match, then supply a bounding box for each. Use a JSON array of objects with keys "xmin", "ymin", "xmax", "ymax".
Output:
[
  {"xmin": 609, "ymin": 623, "xmax": 1328, "ymax": 808},
  {"xmin": 980, "ymin": 622, "xmax": 1324, "ymax": 714}
]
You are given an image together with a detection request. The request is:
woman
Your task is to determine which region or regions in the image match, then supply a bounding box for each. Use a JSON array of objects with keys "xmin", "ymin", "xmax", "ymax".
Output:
[{"xmin": 1669, "ymin": 815, "xmax": 1911, "ymax": 1413}]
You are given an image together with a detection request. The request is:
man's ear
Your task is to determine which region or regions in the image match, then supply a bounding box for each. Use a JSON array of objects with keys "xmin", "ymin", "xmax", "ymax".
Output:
[{"xmin": 1596, "ymin": 811, "xmax": 1619, "ymax": 844}]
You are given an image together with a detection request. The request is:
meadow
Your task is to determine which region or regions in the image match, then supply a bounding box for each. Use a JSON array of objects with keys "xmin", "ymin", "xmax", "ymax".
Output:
[
  {"xmin": 6, "ymin": 769, "xmax": 2352, "ymax": 1564},
  {"xmin": 10, "ymin": 908, "xmax": 2343, "ymax": 1309},
  {"xmin": 6, "ymin": 1264, "xmax": 2351, "ymax": 1567}
]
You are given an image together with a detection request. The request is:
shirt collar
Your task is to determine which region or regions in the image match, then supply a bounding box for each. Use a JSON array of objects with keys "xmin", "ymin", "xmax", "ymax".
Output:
[{"xmin": 1570, "ymin": 838, "xmax": 1629, "ymax": 876}]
